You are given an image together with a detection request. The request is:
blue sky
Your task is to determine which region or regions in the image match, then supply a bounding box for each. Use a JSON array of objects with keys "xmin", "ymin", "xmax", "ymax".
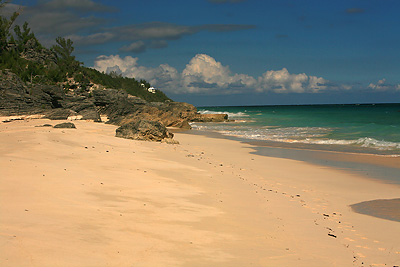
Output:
[{"xmin": 5, "ymin": 0, "xmax": 400, "ymax": 106}]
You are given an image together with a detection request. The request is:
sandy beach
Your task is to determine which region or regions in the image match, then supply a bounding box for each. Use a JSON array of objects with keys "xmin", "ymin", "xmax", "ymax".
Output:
[{"xmin": 1, "ymin": 118, "xmax": 399, "ymax": 267}]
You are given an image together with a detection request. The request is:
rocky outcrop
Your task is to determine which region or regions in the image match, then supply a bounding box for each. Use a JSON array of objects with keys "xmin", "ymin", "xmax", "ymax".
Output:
[
  {"xmin": 20, "ymin": 39, "xmax": 57, "ymax": 66},
  {"xmin": 0, "ymin": 70, "xmax": 229, "ymax": 142},
  {"xmin": 191, "ymin": 113, "xmax": 228, "ymax": 122},
  {"xmin": 53, "ymin": 122, "xmax": 76, "ymax": 128},
  {"xmin": 115, "ymin": 120, "xmax": 174, "ymax": 142},
  {"xmin": 0, "ymin": 70, "xmax": 37, "ymax": 114}
]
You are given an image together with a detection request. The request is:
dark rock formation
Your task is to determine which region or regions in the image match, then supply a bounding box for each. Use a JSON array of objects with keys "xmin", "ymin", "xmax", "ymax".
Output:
[
  {"xmin": 191, "ymin": 113, "xmax": 228, "ymax": 122},
  {"xmin": 0, "ymin": 70, "xmax": 36, "ymax": 114},
  {"xmin": 44, "ymin": 108, "xmax": 72, "ymax": 120},
  {"xmin": 0, "ymin": 70, "xmax": 229, "ymax": 142},
  {"xmin": 53, "ymin": 122, "xmax": 76, "ymax": 128},
  {"xmin": 115, "ymin": 119, "xmax": 174, "ymax": 142},
  {"xmin": 30, "ymin": 84, "xmax": 64, "ymax": 109},
  {"xmin": 20, "ymin": 39, "xmax": 57, "ymax": 66}
]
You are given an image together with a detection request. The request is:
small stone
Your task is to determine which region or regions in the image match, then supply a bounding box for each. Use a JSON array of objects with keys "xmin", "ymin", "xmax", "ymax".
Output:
[{"xmin": 53, "ymin": 122, "xmax": 76, "ymax": 129}]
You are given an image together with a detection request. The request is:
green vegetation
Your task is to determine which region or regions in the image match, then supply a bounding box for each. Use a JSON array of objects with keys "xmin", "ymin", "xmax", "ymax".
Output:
[{"xmin": 0, "ymin": 1, "xmax": 171, "ymax": 102}]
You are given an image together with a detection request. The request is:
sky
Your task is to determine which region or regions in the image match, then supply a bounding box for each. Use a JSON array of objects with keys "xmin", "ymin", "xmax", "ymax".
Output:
[{"xmin": 4, "ymin": 0, "xmax": 400, "ymax": 106}]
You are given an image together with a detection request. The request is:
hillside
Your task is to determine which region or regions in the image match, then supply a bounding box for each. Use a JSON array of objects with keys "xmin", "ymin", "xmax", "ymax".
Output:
[
  {"xmin": 0, "ymin": 2, "xmax": 228, "ymax": 142},
  {"xmin": 0, "ymin": 4, "xmax": 170, "ymax": 103}
]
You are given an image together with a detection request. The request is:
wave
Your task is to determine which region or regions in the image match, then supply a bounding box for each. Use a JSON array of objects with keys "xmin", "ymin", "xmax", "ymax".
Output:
[
  {"xmin": 193, "ymin": 125, "xmax": 400, "ymax": 151},
  {"xmin": 298, "ymin": 137, "xmax": 400, "ymax": 150}
]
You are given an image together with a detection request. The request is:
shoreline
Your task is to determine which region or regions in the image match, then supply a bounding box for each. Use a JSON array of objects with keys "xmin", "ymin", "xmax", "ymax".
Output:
[
  {"xmin": 1, "ymin": 118, "xmax": 399, "ymax": 266},
  {"xmin": 181, "ymin": 129, "xmax": 400, "ymax": 185}
]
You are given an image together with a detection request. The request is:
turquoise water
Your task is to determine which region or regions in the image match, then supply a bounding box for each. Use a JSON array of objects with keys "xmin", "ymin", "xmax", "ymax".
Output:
[{"xmin": 195, "ymin": 104, "xmax": 400, "ymax": 156}]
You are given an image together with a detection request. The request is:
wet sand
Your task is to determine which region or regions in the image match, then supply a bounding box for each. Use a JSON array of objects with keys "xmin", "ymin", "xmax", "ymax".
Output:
[{"xmin": 350, "ymin": 199, "xmax": 400, "ymax": 223}]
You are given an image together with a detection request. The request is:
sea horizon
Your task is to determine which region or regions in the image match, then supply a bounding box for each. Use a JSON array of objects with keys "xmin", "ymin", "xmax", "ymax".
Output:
[{"xmin": 197, "ymin": 101, "xmax": 400, "ymax": 108}]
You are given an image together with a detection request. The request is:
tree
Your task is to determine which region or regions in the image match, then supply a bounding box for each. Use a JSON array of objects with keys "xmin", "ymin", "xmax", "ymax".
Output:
[
  {"xmin": 14, "ymin": 21, "xmax": 39, "ymax": 51},
  {"xmin": 51, "ymin": 37, "xmax": 80, "ymax": 76},
  {"xmin": 52, "ymin": 37, "xmax": 74, "ymax": 61},
  {"xmin": 0, "ymin": 0, "xmax": 19, "ymax": 51}
]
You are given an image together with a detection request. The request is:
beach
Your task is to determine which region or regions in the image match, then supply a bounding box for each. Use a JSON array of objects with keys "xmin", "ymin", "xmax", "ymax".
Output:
[{"xmin": 1, "ymin": 118, "xmax": 399, "ymax": 266}]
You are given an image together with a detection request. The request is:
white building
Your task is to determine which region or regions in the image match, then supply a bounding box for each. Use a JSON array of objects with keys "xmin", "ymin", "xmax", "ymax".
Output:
[{"xmin": 148, "ymin": 87, "xmax": 156, "ymax": 93}]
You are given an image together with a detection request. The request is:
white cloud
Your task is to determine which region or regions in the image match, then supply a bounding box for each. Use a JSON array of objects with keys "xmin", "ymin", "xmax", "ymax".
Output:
[
  {"xmin": 368, "ymin": 79, "xmax": 400, "ymax": 91},
  {"xmin": 93, "ymin": 55, "xmax": 179, "ymax": 89},
  {"xmin": 93, "ymin": 54, "xmax": 333, "ymax": 95},
  {"xmin": 181, "ymin": 54, "xmax": 256, "ymax": 93},
  {"xmin": 257, "ymin": 68, "xmax": 327, "ymax": 93}
]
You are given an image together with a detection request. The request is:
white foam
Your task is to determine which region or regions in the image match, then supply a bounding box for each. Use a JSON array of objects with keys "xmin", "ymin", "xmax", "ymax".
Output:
[
  {"xmin": 291, "ymin": 137, "xmax": 400, "ymax": 150},
  {"xmin": 191, "ymin": 122, "xmax": 400, "ymax": 152}
]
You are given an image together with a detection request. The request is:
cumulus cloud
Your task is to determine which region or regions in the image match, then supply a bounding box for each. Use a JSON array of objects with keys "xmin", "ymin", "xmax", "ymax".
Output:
[
  {"xmin": 256, "ymin": 68, "xmax": 327, "ymax": 93},
  {"xmin": 368, "ymin": 79, "xmax": 400, "ymax": 91},
  {"xmin": 93, "ymin": 54, "xmax": 333, "ymax": 95},
  {"xmin": 181, "ymin": 54, "xmax": 256, "ymax": 93},
  {"xmin": 93, "ymin": 55, "xmax": 179, "ymax": 89}
]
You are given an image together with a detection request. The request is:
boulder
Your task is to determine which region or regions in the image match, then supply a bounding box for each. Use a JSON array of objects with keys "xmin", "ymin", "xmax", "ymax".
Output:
[
  {"xmin": 168, "ymin": 120, "xmax": 191, "ymax": 129},
  {"xmin": 115, "ymin": 120, "xmax": 174, "ymax": 142},
  {"xmin": 53, "ymin": 122, "xmax": 76, "ymax": 128},
  {"xmin": 192, "ymin": 113, "xmax": 228, "ymax": 122},
  {"xmin": 78, "ymin": 108, "xmax": 101, "ymax": 122},
  {"xmin": 44, "ymin": 108, "xmax": 72, "ymax": 120}
]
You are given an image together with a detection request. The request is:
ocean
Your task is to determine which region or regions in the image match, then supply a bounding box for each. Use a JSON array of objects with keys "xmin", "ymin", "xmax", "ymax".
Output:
[{"xmin": 194, "ymin": 103, "xmax": 400, "ymax": 157}]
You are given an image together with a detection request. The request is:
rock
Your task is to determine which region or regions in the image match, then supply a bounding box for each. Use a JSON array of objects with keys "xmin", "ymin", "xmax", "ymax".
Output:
[
  {"xmin": 20, "ymin": 39, "xmax": 57, "ymax": 66},
  {"xmin": 44, "ymin": 109, "xmax": 72, "ymax": 120},
  {"xmin": 53, "ymin": 122, "xmax": 76, "ymax": 128},
  {"xmin": 30, "ymin": 84, "xmax": 64, "ymax": 109},
  {"xmin": 1, "ymin": 70, "xmax": 229, "ymax": 137},
  {"xmin": 192, "ymin": 113, "xmax": 228, "ymax": 122},
  {"xmin": 115, "ymin": 120, "xmax": 174, "ymax": 142},
  {"xmin": 0, "ymin": 70, "xmax": 36, "ymax": 115},
  {"xmin": 78, "ymin": 107, "xmax": 101, "ymax": 122},
  {"xmin": 162, "ymin": 138, "xmax": 180, "ymax": 144},
  {"xmin": 169, "ymin": 120, "xmax": 191, "ymax": 129}
]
